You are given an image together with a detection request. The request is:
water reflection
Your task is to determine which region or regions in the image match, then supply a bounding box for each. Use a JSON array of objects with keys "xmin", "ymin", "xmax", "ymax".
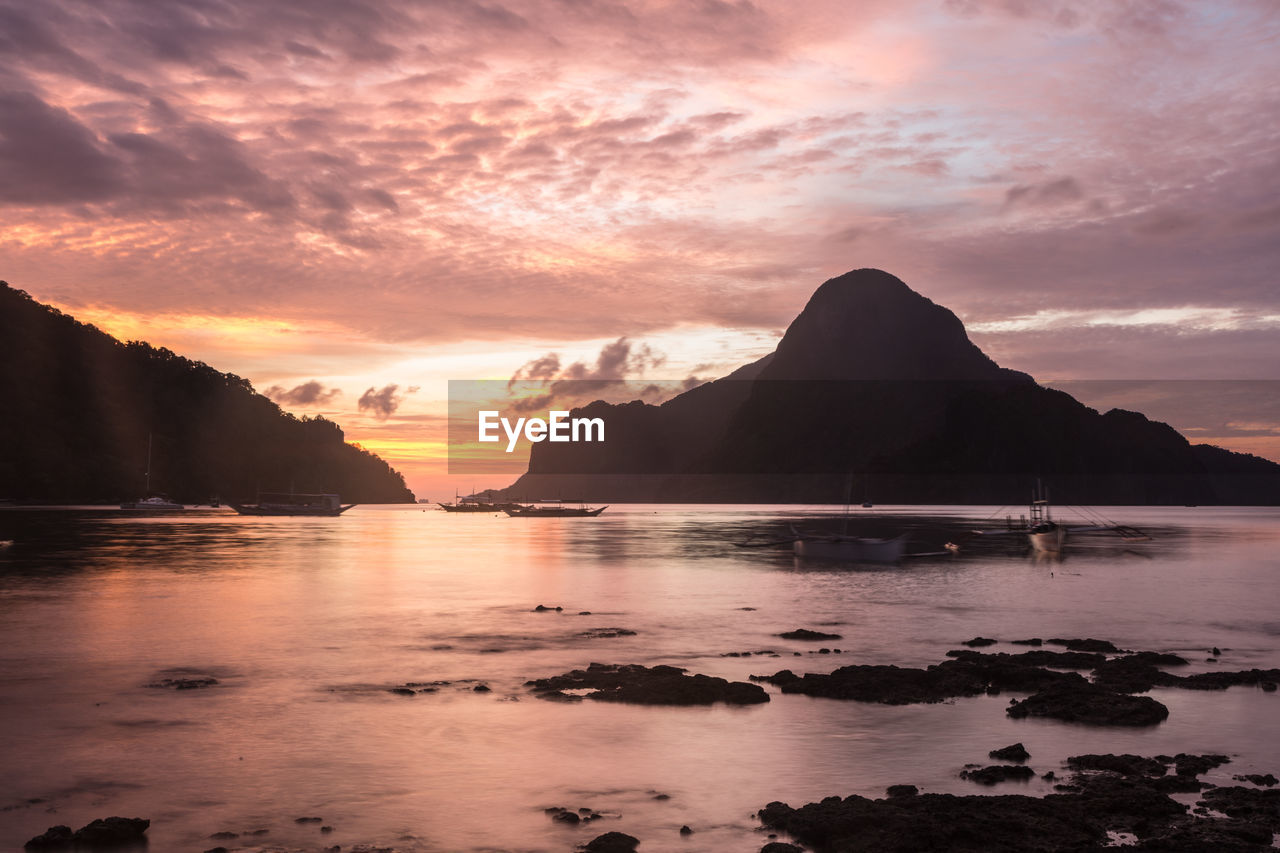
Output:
[{"xmin": 0, "ymin": 505, "xmax": 1277, "ymax": 850}]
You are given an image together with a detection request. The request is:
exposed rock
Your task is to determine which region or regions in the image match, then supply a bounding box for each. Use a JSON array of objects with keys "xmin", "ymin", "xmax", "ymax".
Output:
[
  {"xmin": 1199, "ymin": 786, "xmax": 1280, "ymax": 826},
  {"xmin": 1132, "ymin": 817, "xmax": 1274, "ymax": 851},
  {"xmin": 27, "ymin": 817, "xmax": 150, "ymax": 850},
  {"xmin": 23, "ymin": 826, "xmax": 72, "ymax": 850},
  {"xmin": 473, "ymin": 684, "xmax": 491, "ymax": 692},
  {"xmin": 388, "ymin": 687, "xmax": 416, "ymax": 696},
  {"xmin": 1068, "ymin": 754, "xmax": 1168, "ymax": 777},
  {"xmin": 760, "ymin": 844, "xmax": 802, "ymax": 853},
  {"xmin": 759, "ymin": 792, "xmax": 1103, "ymax": 852},
  {"xmin": 961, "ymin": 637, "xmax": 997, "ymax": 647},
  {"xmin": 960, "ymin": 765, "xmax": 1035, "ymax": 785},
  {"xmin": 1047, "ymin": 638, "xmax": 1123, "ymax": 653},
  {"xmin": 528, "ymin": 663, "xmax": 768, "ymax": 706},
  {"xmin": 1172, "ymin": 668, "xmax": 1280, "ymax": 691},
  {"xmin": 1173, "ymin": 753, "xmax": 1230, "ymax": 777},
  {"xmin": 679, "ymin": 825, "xmax": 693, "ymax": 835},
  {"xmin": 945, "ymin": 648, "xmax": 1105, "ymax": 669},
  {"xmin": 885, "ymin": 785, "xmax": 918, "ymax": 798},
  {"xmin": 751, "ymin": 663, "xmax": 986, "ymax": 705},
  {"xmin": 1234, "ymin": 774, "xmax": 1279, "ymax": 787},
  {"xmin": 146, "ymin": 676, "xmax": 218, "ymax": 689},
  {"xmin": 778, "ymin": 629, "xmax": 842, "ymax": 641},
  {"xmin": 1007, "ymin": 683, "xmax": 1169, "ymax": 726},
  {"xmin": 1091, "ymin": 652, "xmax": 1187, "ymax": 693},
  {"xmin": 295, "ymin": 816, "xmax": 324, "ymax": 823},
  {"xmin": 579, "ymin": 628, "xmax": 638, "ymax": 639},
  {"xmin": 533, "ymin": 604, "xmax": 563, "ymax": 612},
  {"xmin": 582, "ymin": 831, "xmax": 640, "ymax": 852},
  {"xmin": 988, "ymin": 743, "xmax": 1030, "ymax": 762},
  {"xmin": 1011, "ymin": 638, "xmax": 1043, "ymax": 646}
]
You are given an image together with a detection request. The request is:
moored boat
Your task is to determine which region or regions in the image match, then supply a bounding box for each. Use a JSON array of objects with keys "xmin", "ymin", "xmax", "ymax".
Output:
[
  {"xmin": 230, "ymin": 492, "xmax": 356, "ymax": 516},
  {"xmin": 504, "ymin": 500, "xmax": 607, "ymax": 518},
  {"xmin": 121, "ymin": 495, "xmax": 183, "ymax": 510},
  {"xmin": 792, "ymin": 534, "xmax": 907, "ymax": 563},
  {"xmin": 1027, "ymin": 481, "xmax": 1066, "ymax": 553}
]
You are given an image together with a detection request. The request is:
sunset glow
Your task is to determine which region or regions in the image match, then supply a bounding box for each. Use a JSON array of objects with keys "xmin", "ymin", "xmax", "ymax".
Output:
[{"xmin": 3, "ymin": 0, "xmax": 1278, "ymax": 496}]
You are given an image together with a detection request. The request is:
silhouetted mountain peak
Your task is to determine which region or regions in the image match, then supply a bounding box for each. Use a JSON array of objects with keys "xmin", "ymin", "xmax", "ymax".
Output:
[{"xmin": 761, "ymin": 268, "xmax": 1025, "ymax": 382}]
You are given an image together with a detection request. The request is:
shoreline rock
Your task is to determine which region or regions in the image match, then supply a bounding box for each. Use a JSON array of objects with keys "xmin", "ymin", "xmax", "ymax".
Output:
[
  {"xmin": 528, "ymin": 663, "xmax": 768, "ymax": 706},
  {"xmin": 26, "ymin": 817, "xmax": 149, "ymax": 850}
]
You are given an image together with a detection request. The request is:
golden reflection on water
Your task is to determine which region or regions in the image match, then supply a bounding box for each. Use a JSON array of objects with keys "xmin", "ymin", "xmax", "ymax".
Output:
[{"xmin": 0, "ymin": 505, "xmax": 1279, "ymax": 850}]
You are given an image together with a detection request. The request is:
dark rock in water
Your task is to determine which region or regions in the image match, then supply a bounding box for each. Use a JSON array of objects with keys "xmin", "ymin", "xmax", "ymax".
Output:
[
  {"xmin": 547, "ymin": 805, "xmax": 606, "ymax": 824},
  {"xmin": 473, "ymin": 684, "xmax": 491, "ymax": 692},
  {"xmin": 1133, "ymin": 817, "xmax": 1273, "ymax": 851},
  {"xmin": 388, "ymin": 687, "xmax": 416, "ymax": 696},
  {"xmin": 295, "ymin": 816, "xmax": 323, "ymax": 823},
  {"xmin": 533, "ymin": 604, "xmax": 563, "ymax": 612},
  {"xmin": 1042, "ymin": 771, "xmax": 1056, "ymax": 781},
  {"xmin": 779, "ymin": 628, "xmax": 843, "ymax": 641},
  {"xmin": 960, "ymin": 765, "xmax": 1036, "ymax": 785},
  {"xmin": 1007, "ymin": 683, "xmax": 1169, "ymax": 726},
  {"xmin": 989, "ymin": 743, "xmax": 1030, "ymax": 762},
  {"xmin": 758, "ymin": 792, "xmax": 1104, "ymax": 852},
  {"xmin": 962, "ymin": 637, "xmax": 997, "ymax": 647},
  {"xmin": 528, "ymin": 662, "xmax": 768, "ymax": 705},
  {"xmin": 321, "ymin": 825, "xmax": 334, "ymax": 833},
  {"xmin": 1173, "ymin": 668, "xmax": 1280, "ymax": 691},
  {"xmin": 73, "ymin": 817, "xmax": 151, "ymax": 844},
  {"xmin": 1047, "ymin": 638, "xmax": 1123, "ymax": 653},
  {"xmin": 23, "ymin": 826, "xmax": 72, "ymax": 850},
  {"xmin": 147, "ymin": 676, "xmax": 218, "ymax": 689},
  {"xmin": 1068, "ymin": 754, "xmax": 1169, "ymax": 777},
  {"xmin": 582, "ymin": 831, "xmax": 640, "ymax": 852},
  {"xmin": 579, "ymin": 628, "xmax": 638, "ymax": 639},
  {"xmin": 885, "ymin": 784, "xmax": 918, "ymax": 798},
  {"xmin": 945, "ymin": 648, "xmax": 1105, "ymax": 669},
  {"xmin": 1011, "ymin": 638, "xmax": 1043, "ymax": 646},
  {"xmin": 1092, "ymin": 652, "xmax": 1187, "ymax": 693},
  {"xmin": 652, "ymin": 793, "xmax": 671, "ymax": 800},
  {"xmin": 1213, "ymin": 647, "xmax": 1222, "ymax": 656},
  {"xmin": 1199, "ymin": 786, "xmax": 1280, "ymax": 826},
  {"xmin": 1262, "ymin": 681, "xmax": 1277, "ymax": 692},
  {"xmin": 209, "ymin": 831, "xmax": 238, "ymax": 839},
  {"xmin": 28, "ymin": 817, "xmax": 151, "ymax": 849},
  {"xmin": 1154, "ymin": 775, "xmax": 1208, "ymax": 794},
  {"xmin": 756, "ymin": 663, "xmax": 987, "ymax": 704},
  {"xmin": 679, "ymin": 824, "xmax": 693, "ymax": 835},
  {"xmin": 760, "ymin": 843, "xmax": 802, "ymax": 853},
  {"xmin": 1234, "ymin": 774, "xmax": 1279, "ymax": 787},
  {"xmin": 1174, "ymin": 753, "xmax": 1230, "ymax": 777}
]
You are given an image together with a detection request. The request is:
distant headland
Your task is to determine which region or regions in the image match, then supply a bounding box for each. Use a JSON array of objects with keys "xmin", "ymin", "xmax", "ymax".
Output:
[
  {"xmin": 0, "ymin": 281, "xmax": 414, "ymax": 505},
  {"xmin": 504, "ymin": 269, "xmax": 1279, "ymax": 505}
]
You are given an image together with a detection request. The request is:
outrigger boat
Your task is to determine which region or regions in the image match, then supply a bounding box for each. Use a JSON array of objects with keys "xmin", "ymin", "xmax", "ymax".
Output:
[
  {"xmin": 970, "ymin": 481, "xmax": 1150, "ymax": 553},
  {"xmin": 792, "ymin": 532, "xmax": 907, "ymax": 563},
  {"xmin": 504, "ymin": 500, "xmax": 607, "ymax": 518},
  {"xmin": 230, "ymin": 492, "xmax": 356, "ymax": 516},
  {"xmin": 438, "ymin": 489, "xmax": 523, "ymax": 513},
  {"xmin": 1027, "ymin": 481, "xmax": 1065, "ymax": 553}
]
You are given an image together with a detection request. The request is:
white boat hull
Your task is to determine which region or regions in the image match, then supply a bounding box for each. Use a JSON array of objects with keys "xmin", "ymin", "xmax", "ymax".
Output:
[
  {"xmin": 1029, "ymin": 525, "xmax": 1066, "ymax": 553},
  {"xmin": 793, "ymin": 535, "xmax": 906, "ymax": 563}
]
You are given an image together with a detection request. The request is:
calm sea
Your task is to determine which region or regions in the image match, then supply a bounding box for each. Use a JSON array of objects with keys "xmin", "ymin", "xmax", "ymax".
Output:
[{"xmin": 1, "ymin": 504, "xmax": 1278, "ymax": 851}]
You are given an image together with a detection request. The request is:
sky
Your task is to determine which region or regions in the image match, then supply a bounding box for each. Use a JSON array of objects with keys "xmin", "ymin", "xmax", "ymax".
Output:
[{"xmin": 2, "ymin": 0, "xmax": 1278, "ymax": 498}]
